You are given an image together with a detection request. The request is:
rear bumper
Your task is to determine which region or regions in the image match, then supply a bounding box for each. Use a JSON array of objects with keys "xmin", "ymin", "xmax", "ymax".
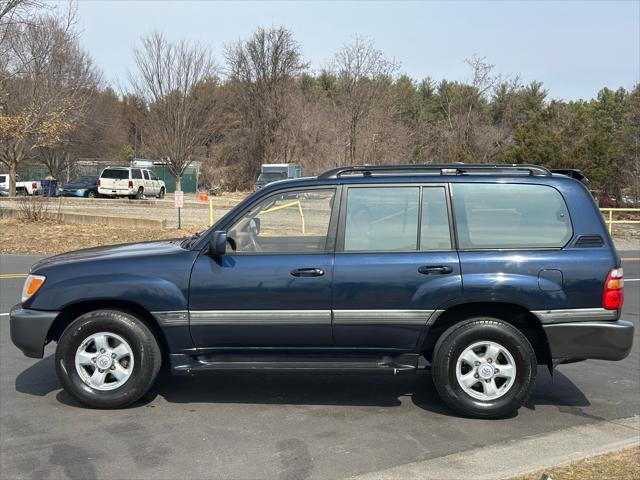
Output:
[
  {"xmin": 9, "ymin": 304, "xmax": 59, "ymax": 358},
  {"xmin": 543, "ymin": 320, "xmax": 634, "ymax": 361}
]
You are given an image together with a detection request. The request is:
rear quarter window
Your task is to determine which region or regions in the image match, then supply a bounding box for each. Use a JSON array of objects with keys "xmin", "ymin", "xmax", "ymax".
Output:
[
  {"xmin": 452, "ymin": 183, "xmax": 572, "ymax": 249},
  {"xmin": 101, "ymin": 169, "xmax": 129, "ymax": 180}
]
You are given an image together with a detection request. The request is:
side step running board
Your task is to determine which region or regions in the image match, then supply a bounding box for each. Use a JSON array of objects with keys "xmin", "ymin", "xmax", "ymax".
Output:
[{"xmin": 170, "ymin": 353, "xmax": 419, "ymax": 376}]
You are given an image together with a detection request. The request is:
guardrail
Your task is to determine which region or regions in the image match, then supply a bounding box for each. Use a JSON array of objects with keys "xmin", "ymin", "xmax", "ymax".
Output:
[{"xmin": 600, "ymin": 208, "xmax": 640, "ymax": 234}]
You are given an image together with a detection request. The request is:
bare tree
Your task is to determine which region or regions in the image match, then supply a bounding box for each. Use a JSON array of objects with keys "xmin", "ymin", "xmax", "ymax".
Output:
[
  {"xmin": 128, "ymin": 31, "xmax": 217, "ymax": 191},
  {"xmin": 0, "ymin": 6, "xmax": 97, "ymax": 195},
  {"xmin": 224, "ymin": 26, "xmax": 307, "ymax": 180},
  {"xmin": 332, "ymin": 36, "xmax": 399, "ymax": 164}
]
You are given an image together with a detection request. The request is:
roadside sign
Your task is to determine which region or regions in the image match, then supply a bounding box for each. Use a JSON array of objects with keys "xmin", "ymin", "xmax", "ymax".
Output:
[{"xmin": 174, "ymin": 190, "xmax": 184, "ymax": 209}]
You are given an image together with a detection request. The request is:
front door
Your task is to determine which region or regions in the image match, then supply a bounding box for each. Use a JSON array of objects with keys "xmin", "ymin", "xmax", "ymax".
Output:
[
  {"xmin": 189, "ymin": 187, "xmax": 338, "ymax": 349},
  {"xmin": 332, "ymin": 185, "xmax": 462, "ymax": 351}
]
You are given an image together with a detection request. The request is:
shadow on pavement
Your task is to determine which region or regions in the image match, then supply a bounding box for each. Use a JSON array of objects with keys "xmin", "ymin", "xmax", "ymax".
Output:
[{"xmin": 16, "ymin": 357, "xmax": 592, "ymax": 418}]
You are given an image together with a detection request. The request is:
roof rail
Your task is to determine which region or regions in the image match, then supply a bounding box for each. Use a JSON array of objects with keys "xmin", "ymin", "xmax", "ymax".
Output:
[{"xmin": 317, "ymin": 163, "xmax": 552, "ymax": 179}]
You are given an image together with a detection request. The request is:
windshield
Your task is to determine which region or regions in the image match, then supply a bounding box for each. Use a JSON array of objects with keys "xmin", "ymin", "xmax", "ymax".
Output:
[
  {"xmin": 101, "ymin": 169, "xmax": 129, "ymax": 179},
  {"xmin": 258, "ymin": 172, "xmax": 287, "ymax": 182},
  {"xmin": 70, "ymin": 176, "xmax": 97, "ymax": 184}
]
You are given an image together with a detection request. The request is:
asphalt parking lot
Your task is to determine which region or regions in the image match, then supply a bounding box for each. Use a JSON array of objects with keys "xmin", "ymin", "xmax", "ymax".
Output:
[{"xmin": 1, "ymin": 253, "xmax": 638, "ymax": 480}]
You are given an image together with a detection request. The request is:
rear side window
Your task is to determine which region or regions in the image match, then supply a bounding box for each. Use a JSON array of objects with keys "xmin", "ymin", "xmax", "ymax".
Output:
[
  {"xmin": 0, "ymin": 175, "xmax": 6, "ymax": 183},
  {"xmin": 131, "ymin": 169, "xmax": 142, "ymax": 179},
  {"xmin": 101, "ymin": 169, "xmax": 129, "ymax": 179},
  {"xmin": 344, "ymin": 187, "xmax": 420, "ymax": 251},
  {"xmin": 421, "ymin": 187, "xmax": 451, "ymax": 250},
  {"xmin": 452, "ymin": 183, "xmax": 572, "ymax": 249}
]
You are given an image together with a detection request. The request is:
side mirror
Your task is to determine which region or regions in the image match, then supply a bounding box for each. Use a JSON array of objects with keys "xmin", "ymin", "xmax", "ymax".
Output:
[{"xmin": 209, "ymin": 230, "xmax": 227, "ymax": 256}]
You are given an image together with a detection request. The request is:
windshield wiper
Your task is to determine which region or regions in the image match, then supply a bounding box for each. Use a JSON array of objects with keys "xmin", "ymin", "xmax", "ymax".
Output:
[{"xmin": 181, "ymin": 231, "xmax": 202, "ymax": 249}]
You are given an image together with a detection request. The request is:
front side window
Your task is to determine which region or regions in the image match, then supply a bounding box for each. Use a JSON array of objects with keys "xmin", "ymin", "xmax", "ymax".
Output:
[
  {"xmin": 453, "ymin": 183, "xmax": 573, "ymax": 249},
  {"xmin": 143, "ymin": 170, "xmax": 150, "ymax": 180},
  {"xmin": 344, "ymin": 187, "xmax": 420, "ymax": 251},
  {"xmin": 228, "ymin": 189, "xmax": 335, "ymax": 253}
]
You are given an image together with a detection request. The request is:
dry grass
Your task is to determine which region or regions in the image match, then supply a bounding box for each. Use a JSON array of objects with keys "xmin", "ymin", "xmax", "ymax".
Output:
[
  {"xmin": 0, "ymin": 219, "xmax": 207, "ymax": 255},
  {"xmin": 513, "ymin": 446, "xmax": 640, "ymax": 480}
]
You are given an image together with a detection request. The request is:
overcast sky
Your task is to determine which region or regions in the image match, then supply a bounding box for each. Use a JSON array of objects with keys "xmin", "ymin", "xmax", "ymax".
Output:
[{"xmin": 75, "ymin": 0, "xmax": 639, "ymax": 101}]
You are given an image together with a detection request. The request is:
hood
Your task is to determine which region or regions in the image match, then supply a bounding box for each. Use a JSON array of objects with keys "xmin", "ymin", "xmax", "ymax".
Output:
[{"xmin": 31, "ymin": 239, "xmax": 185, "ymax": 272}]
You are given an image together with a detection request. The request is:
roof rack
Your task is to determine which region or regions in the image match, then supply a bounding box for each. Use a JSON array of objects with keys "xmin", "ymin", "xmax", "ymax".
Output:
[{"xmin": 317, "ymin": 163, "xmax": 552, "ymax": 179}]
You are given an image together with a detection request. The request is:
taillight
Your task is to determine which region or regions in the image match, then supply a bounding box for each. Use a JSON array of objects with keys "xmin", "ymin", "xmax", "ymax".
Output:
[
  {"xmin": 603, "ymin": 267, "xmax": 624, "ymax": 310},
  {"xmin": 128, "ymin": 180, "xmax": 133, "ymax": 188},
  {"xmin": 97, "ymin": 179, "xmax": 100, "ymax": 187},
  {"xmin": 32, "ymin": 182, "xmax": 37, "ymax": 189}
]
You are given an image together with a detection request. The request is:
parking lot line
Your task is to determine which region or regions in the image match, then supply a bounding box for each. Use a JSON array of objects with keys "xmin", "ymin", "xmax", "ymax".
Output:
[
  {"xmin": 621, "ymin": 258, "xmax": 640, "ymax": 261},
  {"xmin": 0, "ymin": 274, "xmax": 28, "ymax": 279}
]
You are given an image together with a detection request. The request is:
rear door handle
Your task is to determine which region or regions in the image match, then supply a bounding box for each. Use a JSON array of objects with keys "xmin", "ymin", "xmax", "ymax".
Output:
[
  {"xmin": 418, "ymin": 265, "xmax": 453, "ymax": 275},
  {"xmin": 291, "ymin": 268, "xmax": 325, "ymax": 277}
]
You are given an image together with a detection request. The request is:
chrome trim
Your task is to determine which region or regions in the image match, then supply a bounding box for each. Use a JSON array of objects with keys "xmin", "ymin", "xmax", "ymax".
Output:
[
  {"xmin": 532, "ymin": 308, "xmax": 618, "ymax": 324},
  {"xmin": 333, "ymin": 310, "xmax": 436, "ymax": 325},
  {"xmin": 151, "ymin": 311, "xmax": 189, "ymax": 326},
  {"xmin": 189, "ymin": 310, "xmax": 331, "ymax": 325}
]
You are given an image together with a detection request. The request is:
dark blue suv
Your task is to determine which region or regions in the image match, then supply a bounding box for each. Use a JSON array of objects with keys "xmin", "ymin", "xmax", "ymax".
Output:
[{"xmin": 10, "ymin": 164, "xmax": 633, "ymax": 418}]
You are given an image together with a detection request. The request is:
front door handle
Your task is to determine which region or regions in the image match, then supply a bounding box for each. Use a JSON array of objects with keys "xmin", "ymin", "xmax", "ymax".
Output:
[
  {"xmin": 418, "ymin": 265, "xmax": 453, "ymax": 275},
  {"xmin": 290, "ymin": 268, "xmax": 325, "ymax": 277}
]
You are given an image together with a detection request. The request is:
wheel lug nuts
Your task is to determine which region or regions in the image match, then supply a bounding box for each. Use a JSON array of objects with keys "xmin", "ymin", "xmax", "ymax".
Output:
[
  {"xmin": 474, "ymin": 373, "xmax": 479, "ymax": 379},
  {"xmin": 474, "ymin": 361, "xmax": 480, "ymax": 366},
  {"xmin": 98, "ymin": 368, "xmax": 103, "ymax": 373},
  {"xmin": 91, "ymin": 357, "xmax": 96, "ymax": 363},
  {"xmin": 487, "ymin": 358, "xmax": 492, "ymax": 363},
  {"xmin": 110, "ymin": 365, "xmax": 115, "ymax": 370},
  {"xmin": 100, "ymin": 348, "xmax": 106, "ymax": 354},
  {"xmin": 111, "ymin": 353, "xmax": 116, "ymax": 358},
  {"xmin": 485, "ymin": 379, "xmax": 491, "ymax": 383},
  {"xmin": 494, "ymin": 368, "xmax": 500, "ymax": 374}
]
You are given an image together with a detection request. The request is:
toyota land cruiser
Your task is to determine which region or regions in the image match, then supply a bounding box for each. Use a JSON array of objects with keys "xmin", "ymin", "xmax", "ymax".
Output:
[{"xmin": 10, "ymin": 164, "xmax": 633, "ymax": 418}]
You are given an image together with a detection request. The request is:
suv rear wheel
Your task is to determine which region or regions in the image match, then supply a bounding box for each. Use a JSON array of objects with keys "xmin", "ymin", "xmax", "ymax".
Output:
[
  {"xmin": 55, "ymin": 310, "xmax": 161, "ymax": 408},
  {"xmin": 431, "ymin": 317, "xmax": 537, "ymax": 418},
  {"xmin": 135, "ymin": 187, "xmax": 144, "ymax": 199}
]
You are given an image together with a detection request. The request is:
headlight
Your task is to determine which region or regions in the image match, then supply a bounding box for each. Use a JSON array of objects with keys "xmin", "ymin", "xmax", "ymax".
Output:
[{"xmin": 21, "ymin": 275, "xmax": 46, "ymax": 303}]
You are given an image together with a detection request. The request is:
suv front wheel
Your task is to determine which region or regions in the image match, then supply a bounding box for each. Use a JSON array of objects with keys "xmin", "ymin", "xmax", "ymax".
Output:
[
  {"xmin": 431, "ymin": 317, "xmax": 537, "ymax": 418},
  {"xmin": 55, "ymin": 310, "xmax": 161, "ymax": 408}
]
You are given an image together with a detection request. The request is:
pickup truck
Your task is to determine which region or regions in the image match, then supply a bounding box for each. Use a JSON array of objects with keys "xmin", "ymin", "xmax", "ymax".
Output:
[{"xmin": 0, "ymin": 174, "xmax": 41, "ymax": 195}]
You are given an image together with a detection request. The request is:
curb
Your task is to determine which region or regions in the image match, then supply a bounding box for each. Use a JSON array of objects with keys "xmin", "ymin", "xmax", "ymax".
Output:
[{"xmin": 346, "ymin": 416, "xmax": 640, "ymax": 480}]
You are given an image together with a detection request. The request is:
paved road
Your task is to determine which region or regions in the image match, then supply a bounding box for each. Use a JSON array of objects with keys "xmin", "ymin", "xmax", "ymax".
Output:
[{"xmin": 1, "ymin": 253, "xmax": 638, "ymax": 480}]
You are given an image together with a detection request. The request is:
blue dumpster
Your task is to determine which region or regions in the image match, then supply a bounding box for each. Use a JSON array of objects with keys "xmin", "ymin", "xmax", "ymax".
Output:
[{"xmin": 41, "ymin": 179, "xmax": 58, "ymax": 197}]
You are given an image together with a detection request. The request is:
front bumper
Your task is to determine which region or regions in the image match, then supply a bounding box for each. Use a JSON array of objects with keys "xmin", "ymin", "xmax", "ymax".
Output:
[
  {"xmin": 543, "ymin": 319, "xmax": 634, "ymax": 362},
  {"xmin": 9, "ymin": 305, "xmax": 59, "ymax": 358}
]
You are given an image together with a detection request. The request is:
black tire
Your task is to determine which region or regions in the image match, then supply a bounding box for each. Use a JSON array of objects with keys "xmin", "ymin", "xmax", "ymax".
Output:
[
  {"xmin": 86, "ymin": 190, "xmax": 96, "ymax": 198},
  {"xmin": 157, "ymin": 187, "xmax": 165, "ymax": 199},
  {"xmin": 431, "ymin": 317, "xmax": 537, "ymax": 419},
  {"xmin": 55, "ymin": 310, "xmax": 162, "ymax": 409},
  {"xmin": 135, "ymin": 187, "xmax": 144, "ymax": 199}
]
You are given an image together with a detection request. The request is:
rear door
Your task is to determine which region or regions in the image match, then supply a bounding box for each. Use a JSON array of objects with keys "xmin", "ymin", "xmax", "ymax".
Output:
[{"xmin": 332, "ymin": 184, "xmax": 462, "ymax": 350}]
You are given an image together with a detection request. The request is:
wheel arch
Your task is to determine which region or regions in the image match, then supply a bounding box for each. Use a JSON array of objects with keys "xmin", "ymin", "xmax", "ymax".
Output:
[
  {"xmin": 47, "ymin": 299, "xmax": 169, "ymax": 360},
  {"xmin": 422, "ymin": 302, "xmax": 551, "ymax": 366}
]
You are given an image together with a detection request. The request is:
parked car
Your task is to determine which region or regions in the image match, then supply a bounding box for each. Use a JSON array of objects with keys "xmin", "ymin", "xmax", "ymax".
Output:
[
  {"xmin": 10, "ymin": 163, "xmax": 633, "ymax": 418},
  {"xmin": 0, "ymin": 173, "xmax": 41, "ymax": 195},
  {"xmin": 59, "ymin": 175, "xmax": 100, "ymax": 198},
  {"xmin": 598, "ymin": 193, "xmax": 620, "ymax": 208},
  {"xmin": 254, "ymin": 163, "xmax": 303, "ymax": 190},
  {"xmin": 97, "ymin": 167, "xmax": 165, "ymax": 199}
]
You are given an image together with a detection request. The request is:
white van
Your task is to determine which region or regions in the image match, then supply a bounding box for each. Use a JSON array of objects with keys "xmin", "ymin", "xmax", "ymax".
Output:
[{"xmin": 98, "ymin": 167, "xmax": 165, "ymax": 199}]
